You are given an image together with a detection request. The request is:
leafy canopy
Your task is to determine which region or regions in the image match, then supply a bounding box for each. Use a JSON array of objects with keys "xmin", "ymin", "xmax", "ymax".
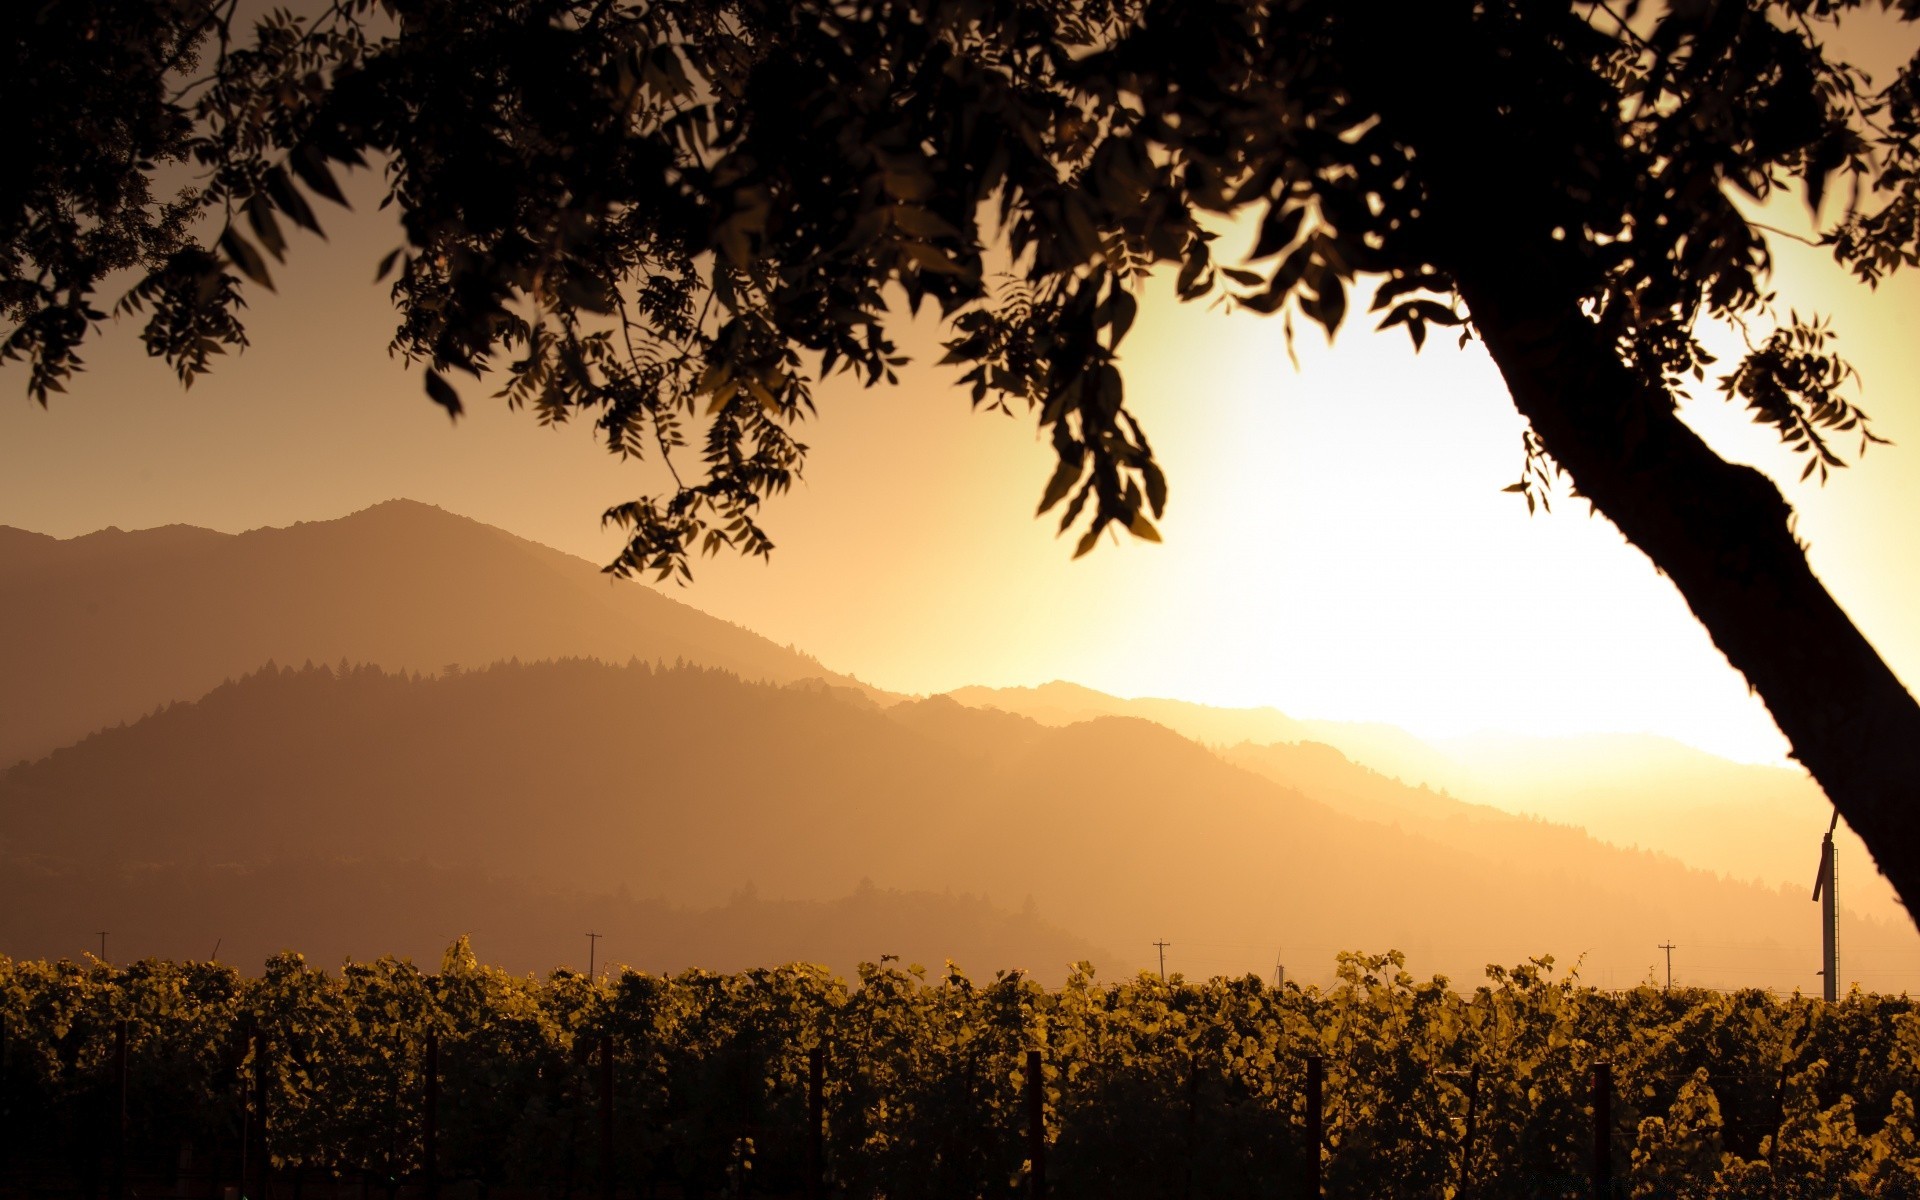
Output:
[{"xmin": 5, "ymin": 0, "xmax": 1918, "ymax": 577}]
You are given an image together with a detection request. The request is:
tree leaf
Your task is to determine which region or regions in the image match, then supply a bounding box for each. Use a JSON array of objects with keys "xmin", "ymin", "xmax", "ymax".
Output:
[
  {"xmin": 1250, "ymin": 205, "xmax": 1305, "ymax": 261},
  {"xmin": 1127, "ymin": 510, "xmax": 1161, "ymax": 542},
  {"xmin": 1405, "ymin": 299, "xmax": 1463, "ymax": 327},
  {"xmin": 219, "ymin": 227, "xmax": 275, "ymax": 291},
  {"xmin": 1037, "ymin": 456, "xmax": 1083, "ymax": 515},
  {"xmin": 424, "ymin": 369, "xmax": 464, "ymax": 418},
  {"xmin": 244, "ymin": 195, "xmax": 287, "ymax": 261},
  {"xmin": 1304, "ymin": 272, "xmax": 1346, "ymax": 338},
  {"xmin": 291, "ymin": 145, "xmax": 349, "ymax": 207},
  {"xmin": 1142, "ymin": 460, "xmax": 1168, "ymax": 517},
  {"xmin": 1108, "ymin": 288, "xmax": 1138, "ymax": 345},
  {"xmin": 263, "ymin": 166, "xmax": 324, "ymax": 236}
]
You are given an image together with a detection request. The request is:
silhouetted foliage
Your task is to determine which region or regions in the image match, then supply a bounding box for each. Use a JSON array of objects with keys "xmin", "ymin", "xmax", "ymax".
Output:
[{"xmin": 7, "ymin": 0, "xmax": 1920, "ymax": 920}]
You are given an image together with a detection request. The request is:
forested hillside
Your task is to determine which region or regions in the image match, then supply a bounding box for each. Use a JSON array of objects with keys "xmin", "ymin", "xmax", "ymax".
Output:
[
  {"xmin": 5, "ymin": 659, "xmax": 1912, "ymax": 991},
  {"xmin": 0, "ymin": 500, "xmax": 881, "ymax": 766},
  {"xmin": 954, "ymin": 683, "xmax": 1900, "ymax": 924}
]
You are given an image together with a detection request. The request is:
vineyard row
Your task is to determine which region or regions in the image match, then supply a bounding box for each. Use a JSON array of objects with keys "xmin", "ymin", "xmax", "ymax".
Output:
[{"xmin": 1, "ymin": 947, "xmax": 1916, "ymax": 1199}]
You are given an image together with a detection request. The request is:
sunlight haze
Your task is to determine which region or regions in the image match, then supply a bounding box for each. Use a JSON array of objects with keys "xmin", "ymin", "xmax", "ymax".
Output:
[{"xmin": 6, "ymin": 193, "xmax": 1915, "ymax": 772}]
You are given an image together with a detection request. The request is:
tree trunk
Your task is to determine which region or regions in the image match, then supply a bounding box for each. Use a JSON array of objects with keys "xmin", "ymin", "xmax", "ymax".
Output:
[
  {"xmin": 1355, "ymin": 5, "xmax": 1920, "ymax": 928},
  {"xmin": 1455, "ymin": 248, "xmax": 1920, "ymax": 928}
]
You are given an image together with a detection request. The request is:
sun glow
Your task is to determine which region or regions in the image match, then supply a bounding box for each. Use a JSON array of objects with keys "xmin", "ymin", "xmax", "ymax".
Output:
[{"xmin": 3, "ymin": 172, "xmax": 1915, "ymax": 773}]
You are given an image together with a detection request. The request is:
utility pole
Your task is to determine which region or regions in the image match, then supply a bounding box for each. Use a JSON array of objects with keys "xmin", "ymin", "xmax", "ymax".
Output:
[
  {"xmin": 1658, "ymin": 942, "xmax": 1676, "ymax": 991},
  {"xmin": 95, "ymin": 931, "xmax": 108, "ymax": 963},
  {"xmin": 1812, "ymin": 811, "xmax": 1840, "ymax": 1002},
  {"xmin": 586, "ymin": 931, "xmax": 601, "ymax": 979},
  {"xmin": 1153, "ymin": 940, "xmax": 1170, "ymax": 981}
]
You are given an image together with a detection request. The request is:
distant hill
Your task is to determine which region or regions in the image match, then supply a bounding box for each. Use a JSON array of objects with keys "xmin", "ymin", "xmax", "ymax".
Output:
[
  {"xmin": 1428, "ymin": 730, "xmax": 1900, "ymax": 917},
  {"xmin": 0, "ymin": 500, "xmax": 885, "ymax": 766},
  {"xmin": 5, "ymin": 659, "xmax": 1913, "ymax": 992},
  {"xmin": 949, "ymin": 683, "xmax": 1904, "ymax": 927},
  {"xmin": 945, "ymin": 682, "xmax": 1463, "ymax": 789},
  {"xmin": 0, "ymin": 853, "xmax": 1105, "ymax": 983}
]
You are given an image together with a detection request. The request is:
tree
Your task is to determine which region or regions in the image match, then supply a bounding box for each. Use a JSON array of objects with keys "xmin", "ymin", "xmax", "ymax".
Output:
[{"xmin": 7, "ymin": 0, "xmax": 1920, "ymax": 922}]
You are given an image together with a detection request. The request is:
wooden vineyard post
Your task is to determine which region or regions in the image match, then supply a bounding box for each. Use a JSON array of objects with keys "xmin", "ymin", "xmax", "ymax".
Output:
[
  {"xmin": 1305, "ymin": 1055, "xmax": 1324, "ymax": 1200},
  {"xmin": 1026, "ymin": 1049, "xmax": 1046, "ymax": 1200},
  {"xmin": 422, "ymin": 1033, "xmax": 439, "ymax": 1200},
  {"xmin": 111, "ymin": 1020, "xmax": 129, "ymax": 1200},
  {"xmin": 599, "ymin": 1033, "xmax": 615, "ymax": 1200},
  {"xmin": 805, "ymin": 1047, "xmax": 824, "ymax": 1200},
  {"xmin": 1592, "ymin": 1061, "xmax": 1613, "ymax": 1200}
]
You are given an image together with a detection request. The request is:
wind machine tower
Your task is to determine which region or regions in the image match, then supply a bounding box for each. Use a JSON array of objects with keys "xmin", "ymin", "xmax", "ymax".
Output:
[{"xmin": 1811, "ymin": 811, "xmax": 1840, "ymax": 1003}]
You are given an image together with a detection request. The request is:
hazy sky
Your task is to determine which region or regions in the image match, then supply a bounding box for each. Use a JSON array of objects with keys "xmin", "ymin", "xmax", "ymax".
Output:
[{"xmin": 5, "ymin": 21, "xmax": 1918, "ymax": 768}]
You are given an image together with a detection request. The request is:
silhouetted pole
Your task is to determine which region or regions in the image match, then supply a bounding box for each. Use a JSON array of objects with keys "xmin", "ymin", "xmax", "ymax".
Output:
[
  {"xmin": 1305, "ymin": 1055, "xmax": 1323, "ymax": 1199},
  {"xmin": 111, "ymin": 1020, "xmax": 128, "ymax": 1200},
  {"xmin": 1025, "ymin": 1049, "xmax": 1046, "ymax": 1199},
  {"xmin": 1824, "ymin": 833, "xmax": 1839, "ymax": 1001},
  {"xmin": 805, "ymin": 1047, "xmax": 824, "ymax": 1200},
  {"xmin": 1592, "ymin": 1061, "xmax": 1613, "ymax": 1200},
  {"xmin": 587, "ymin": 932, "xmax": 601, "ymax": 979},
  {"xmin": 97, "ymin": 932, "xmax": 109, "ymax": 963},
  {"xmin": 599, "ymin": 1033, "xmax": 615, "ymax": 1200},
  {"xmin": 1657, "ymin": 943, "xmax": 1676, "ymax": 992},
  {"xmin": 1153, "ymin": 941, "xmax": 1170, "ymax": 981},
  {"xmin": 422, "ymin": 1033, "xmax": 439, "ymax": 1200},
  {"xmin": 1813, "ymin": 812, "xmax": 1840, "ymax": 1002}
]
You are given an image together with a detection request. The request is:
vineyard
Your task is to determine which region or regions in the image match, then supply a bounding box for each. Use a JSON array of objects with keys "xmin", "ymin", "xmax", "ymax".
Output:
[{"xmin": 1, "ymin": 944, "xmax": 1916, "ymax": 1199}]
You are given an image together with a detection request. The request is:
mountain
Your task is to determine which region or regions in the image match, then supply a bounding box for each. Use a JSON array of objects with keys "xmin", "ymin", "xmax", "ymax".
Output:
[
  {"xmin": 944, "ymin": 682, "xmax": 1466, "ymax": 790},
  {"xmin": 948, "ymin": 684, "xmax": 1904, "ymax": 926},
  {"xmin": 1432, "ymin": 732, "xmax": 1897, "ymax": 920},
  {"xmin": 0, "ymin": 500, "xmax": 885, "ymax": 766},
  {"xmin": 5, "ymin": 658, "xmax": 1914, "ymax": 992}
]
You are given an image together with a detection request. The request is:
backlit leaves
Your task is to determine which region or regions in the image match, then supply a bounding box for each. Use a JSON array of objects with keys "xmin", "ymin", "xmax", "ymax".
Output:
[{"xmin": 7, "ymin": 0, "xmax": 1919, "ymax": 573}]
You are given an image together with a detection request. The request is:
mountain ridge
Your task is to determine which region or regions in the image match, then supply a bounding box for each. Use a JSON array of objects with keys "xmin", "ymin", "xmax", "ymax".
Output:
[
  {"xmin": 0, "ymin": 499, "xmax": 890, "ymax": 766},
  {"xmin": 947, "ymin": 681, "xmax": 1901, "ymax": 924},
  {"xmin": 5, "ymin": 499, "xmax": 1906, "ymax": 941},
  {"xmin": 6, "ymin": 657, "xmax": 1912, "ymax": 992}
]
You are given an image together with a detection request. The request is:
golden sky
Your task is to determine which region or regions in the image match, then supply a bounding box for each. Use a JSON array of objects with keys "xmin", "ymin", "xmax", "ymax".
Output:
[{"xmin": 4, "ymin": 22, "xmax": 1918, "ymax": 769}]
